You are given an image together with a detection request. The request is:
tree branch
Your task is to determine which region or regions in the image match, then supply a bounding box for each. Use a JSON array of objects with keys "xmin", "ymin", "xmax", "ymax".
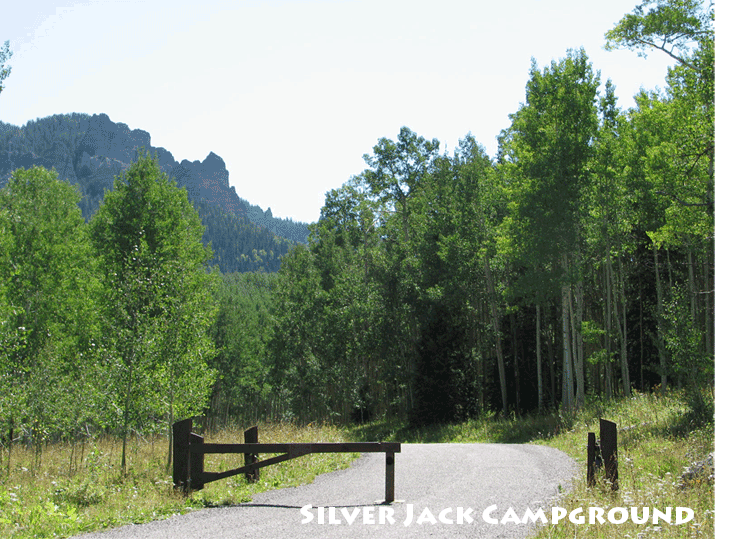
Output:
[
  {"xmin": 655, "ymin": 190, "xmax": 713, "ymax": 210},
  {"xmin": 632, "ymin": 37, "xmax": 698, "ymax": 71}
]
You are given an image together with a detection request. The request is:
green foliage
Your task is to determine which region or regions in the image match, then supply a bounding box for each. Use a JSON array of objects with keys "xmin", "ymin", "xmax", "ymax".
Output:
[
  {"xmin": 209, "ymin": 271, "xmax": 276, "ymax": 423},
  {"xmin": 498, "ymin": 48, "xmax": 599, "ymax": 263},
  {"xmin": 265, "ymin": 0, "xmax": 715, "ymax": 422},
  {"xmin": 661, "ymin": 284, "xmax": 711, "ymax": 391},
  {"xmin": 362, "ymin": 126, "xmax": 440, "ymax": 217},
  {"xmin": 268, "ymin": 243, "xmax": 334, "ymax": 421},
  {"xmin": 0, "ymin": 166, "xmax": 101, "ymax": 445},
  {"xmin": 89, "ymin": 151, "xmax": 217, "ymax": 468},
  {"xmin": 604, "ymin": 0, "xmax": 713, "ymax": 69},
  {"xmin": 605, "ymin": 1, "xmax": 714, "ymax": 253}
]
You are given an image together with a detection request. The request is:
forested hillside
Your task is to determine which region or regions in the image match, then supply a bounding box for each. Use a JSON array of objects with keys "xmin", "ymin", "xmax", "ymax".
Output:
[
  {"xmin": 194, "ymin": 199, "xmax": 291, "ymax": 273},
  {"xmin": 0, "ymin": 112, "xmax": 310, "ymax": 271},
  {"xmin": 243, "ymin": 201, "xmax": 311, "ymax": 245}
]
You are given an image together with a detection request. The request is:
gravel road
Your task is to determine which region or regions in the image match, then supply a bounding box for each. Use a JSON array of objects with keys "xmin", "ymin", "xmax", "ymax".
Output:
[{"xmin": 75, "ymin": 443, "xmax": 579, "ymax": 539}]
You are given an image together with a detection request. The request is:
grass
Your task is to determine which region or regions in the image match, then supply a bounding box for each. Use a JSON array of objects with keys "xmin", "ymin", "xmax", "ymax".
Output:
[
  {"xmin": 0, "ymin": 422, "xmax": 357, "ymax": 538},
  {"xmin": 529, "ymin": 390, "xmax": 715, "ymax": 539},
  {"xmin": 349, "ymin": 408, "xmax": 572, "ymax": 444},
  {"xmin": 1, "ymin": 390, "xmax": 715, "ymax": 538}
]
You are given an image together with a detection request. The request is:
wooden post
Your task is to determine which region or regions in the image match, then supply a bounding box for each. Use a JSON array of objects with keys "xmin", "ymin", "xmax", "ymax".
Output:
[
  {"xmin": 600, "ymin": 419, "xmax": 618, "ymax": 491},
  {"xmin": 244, "ymin": 426, "xmax": 259, "ymax": 483},
  {"xmin": 385, "ymin": 452, "xmax": 395, "ymax": 503},
  {"xmin": 586, "ymin": 432, "xmax": 596, "ymax": 487},
  {"xmin": 172, "ymin": 418, "xmax": 192, "ymax": 489},
  {"xmin": 189, "ymin": 432, "xmax": 205, "ymax": 491}
]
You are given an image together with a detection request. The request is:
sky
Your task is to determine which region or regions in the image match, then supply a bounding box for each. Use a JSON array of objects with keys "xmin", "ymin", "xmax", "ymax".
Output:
[{"xmin": 0, "ymin": 0, "xmax": 714, "ymax": 225}]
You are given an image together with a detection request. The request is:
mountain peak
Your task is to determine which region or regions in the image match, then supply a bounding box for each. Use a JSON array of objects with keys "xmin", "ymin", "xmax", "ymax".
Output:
[{"xmin": 0, "ymin": 112, "xmax": 311, "ymax": 252}]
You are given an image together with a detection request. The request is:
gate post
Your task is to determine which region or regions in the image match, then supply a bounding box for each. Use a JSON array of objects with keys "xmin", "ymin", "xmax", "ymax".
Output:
[
  {"xmin": 189, "ymin": 432, "xmax": 205, "ymax": 491},
  {"xmin": 385, "ymin": 451, "xmax": 395, "ymax": 503},
  {"xmin": 244, "ymin": 426, "xmax": 260, "ymax": 483},
  {"xmin": 600, "ymin": 419, "xmax": 618, "ymax": 491},
  {"xmin": 586, "ymin": 432, "xmax": 596, "ymax": 487},
  {"xmin": 172, "ymin": 418, "xmax": 192, "ymax": 490}
]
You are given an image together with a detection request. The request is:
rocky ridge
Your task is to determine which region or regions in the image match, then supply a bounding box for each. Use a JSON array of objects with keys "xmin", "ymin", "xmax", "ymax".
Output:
[{"xmin": 0, "ymin": 112, "xmax": 309, "ymax": 244}]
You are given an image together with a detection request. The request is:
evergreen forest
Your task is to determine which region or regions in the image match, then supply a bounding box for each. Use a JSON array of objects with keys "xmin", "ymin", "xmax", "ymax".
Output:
[{"xmin": 0, "ymin": 0, "xmax": 715, "ymax": 465}]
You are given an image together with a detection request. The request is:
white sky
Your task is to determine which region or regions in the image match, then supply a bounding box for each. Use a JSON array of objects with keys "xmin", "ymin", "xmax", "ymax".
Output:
[{"xmin": 0, "ymin": 0, "xmax": 709, "ymax": 224}]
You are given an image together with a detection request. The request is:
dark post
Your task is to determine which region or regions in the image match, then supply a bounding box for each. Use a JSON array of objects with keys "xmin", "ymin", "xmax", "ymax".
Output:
[
  {"xmin": 587, "ymin": 432, "xmax": 596, "ymax": 487},
  {"xmin": 172, "ymin": 418, "xmax": 192, "ymax": 489},
  {"xmin": 600, "ymin": 419, "xmax": 618, "ymax": 490},
  {"xmin": 189, "ymin": 432, "xmax": 205, "ymax": 491},
  {"xmin": 244, "ymin": 426, "xmax": 260, "ymax": 483},
  {"xmin": 385, "ymin": 452, "xmax": 395, "ymax": 503}
]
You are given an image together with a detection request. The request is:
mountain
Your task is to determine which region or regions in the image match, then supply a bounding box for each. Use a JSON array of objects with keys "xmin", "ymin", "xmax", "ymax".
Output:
[
  {"xmin": 0, "ymin": 113, "xmax": 311, "ymax": 271},
  {"xmin": 193, "ymin": 199, "xmax": 291, "ymax": 273}
]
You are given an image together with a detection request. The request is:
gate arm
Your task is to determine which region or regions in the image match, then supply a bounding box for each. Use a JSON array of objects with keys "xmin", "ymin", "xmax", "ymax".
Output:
[
  {"xmin": 196, "ymin": 443, "xmax": 401, "ymax": 486},
  {"xmin": 190, "ymin": 442, "xmax": 401, "ymax": 454},
  {"xmin": 201, "ymin": 452, "xmax": 297, "ymax": 485}
]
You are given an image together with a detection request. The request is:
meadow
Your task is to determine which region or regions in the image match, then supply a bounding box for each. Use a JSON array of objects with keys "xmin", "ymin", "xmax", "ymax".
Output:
[
  {"xmin": 0, "ymin": 389, "xmax": 714, "ymax": 538},
  {"xmin": 0, "ymin": 423, "xmax": 357, "ymax": 538}
]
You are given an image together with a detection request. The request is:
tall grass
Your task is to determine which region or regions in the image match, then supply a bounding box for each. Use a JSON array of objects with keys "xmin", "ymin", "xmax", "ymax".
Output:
[
  {"xmin": 1, "ymin": 390, "xmax": 714, "ymax": 538},
  {"xmin": 0, "ymin": 423, "xmax": 357, "ymax": 538},
  {"xmin": 531, "ymin": 390, "xmax": 715, "ymax": 539}
]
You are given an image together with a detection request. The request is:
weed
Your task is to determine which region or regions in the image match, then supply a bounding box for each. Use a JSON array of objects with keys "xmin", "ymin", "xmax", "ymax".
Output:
[{"xmin": 0, "ymin": 423, "xmax": 356, "ymax": 538}]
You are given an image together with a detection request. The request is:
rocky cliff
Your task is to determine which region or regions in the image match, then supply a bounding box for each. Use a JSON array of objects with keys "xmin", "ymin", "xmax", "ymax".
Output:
[
  {"xmin": 0, "ymin": 113, "xmax": 240, "ymax": 218},
  {"xmin": 0, "ymin": 112, "xmax": 309, "ymax": 245}
]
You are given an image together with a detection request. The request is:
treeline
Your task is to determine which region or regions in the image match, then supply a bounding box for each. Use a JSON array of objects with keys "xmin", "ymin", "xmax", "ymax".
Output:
[
  {"xmin": 0, "ymin": 154, "xmax": 225, "ymax": 469},
  {"xmin": 195, "ymin": 199, "xmax": 292, "ymax": 273},
  {"xmin": 0, "ymin": 151, "xmax": 295, "ymax": 468},
  {"xmin": 242, "ymin": 201, "xmax": 311, "ymax": 245},
  {"xmin": 262, "ymin": 1, "xmax": 714, "ymax": 425}
]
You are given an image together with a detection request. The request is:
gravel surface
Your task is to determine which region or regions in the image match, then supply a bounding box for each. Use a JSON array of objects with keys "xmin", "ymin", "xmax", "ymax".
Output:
[{"xmin": 74, "ymin": 443, "xmax": 579, "ymax": 539}]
